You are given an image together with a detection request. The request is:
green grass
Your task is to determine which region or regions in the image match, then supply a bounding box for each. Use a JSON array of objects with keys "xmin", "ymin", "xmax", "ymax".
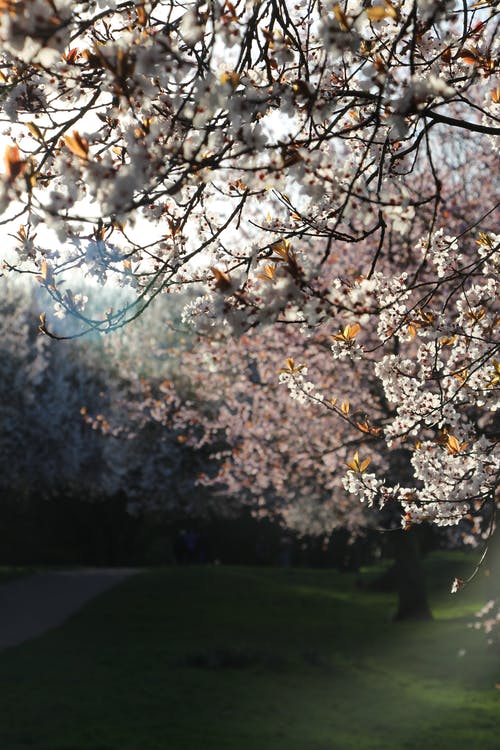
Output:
[{"xmin": 0, "ymin": 554, "xmax": 498, "ymax": 750}]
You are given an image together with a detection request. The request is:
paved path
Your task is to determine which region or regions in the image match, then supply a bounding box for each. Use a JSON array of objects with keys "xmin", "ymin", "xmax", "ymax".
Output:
[{"xmin": 0, "ymin": 568, "xmax": 141, "ymax": 650}]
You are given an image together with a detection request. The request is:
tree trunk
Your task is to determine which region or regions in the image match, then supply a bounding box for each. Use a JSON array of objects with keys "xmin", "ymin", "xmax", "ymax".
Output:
[
  {"xmin": 385, "ymin": 449, "xmax": 433, "ymax": 621},
  {"xmin": 392, "ymin": 527, "xmax": 432, "ymax": 621}
]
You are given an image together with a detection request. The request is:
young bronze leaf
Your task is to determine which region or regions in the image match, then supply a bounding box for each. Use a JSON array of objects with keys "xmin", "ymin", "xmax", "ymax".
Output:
[
  {"xmin": 64, "ymin": 130, "xmax": 90, "ymax": 160},
  {"xmin": 210, "ymin": 267, "xmax": 232, "ymax": 292},
  {"xmin": 3, "ymin": 144, "xmax": 26, "ymax": 182}
]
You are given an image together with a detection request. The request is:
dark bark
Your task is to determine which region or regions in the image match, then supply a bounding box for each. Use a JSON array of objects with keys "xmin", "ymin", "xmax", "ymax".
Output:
[
  {"xmin": 383, "ymin": 449, "xmax": 433, "ymax": 621},
  {"xmin": 391, "ymin": 528, "xmax": 433, "ymax": 621},
  {"xmin": 363, "ymin": 527, "xmax": 433, "ymax": 620}
]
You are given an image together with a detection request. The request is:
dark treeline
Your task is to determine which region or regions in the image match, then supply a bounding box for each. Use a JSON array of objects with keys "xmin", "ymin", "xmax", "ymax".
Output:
[{"xmin": 0, "ymin": 487, "xmax": 437, "ymax": 574}]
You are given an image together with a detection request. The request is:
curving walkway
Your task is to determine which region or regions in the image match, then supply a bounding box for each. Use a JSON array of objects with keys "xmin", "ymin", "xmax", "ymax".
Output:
[{"xmin": 0, "ymin": 568, "xmax": 140, "ymax": 650}]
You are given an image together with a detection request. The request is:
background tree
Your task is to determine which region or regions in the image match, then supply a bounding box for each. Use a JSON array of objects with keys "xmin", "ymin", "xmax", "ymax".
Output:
[{"xmin": 0, "ymin": 281, "xmax": 225, "ymax": 562}]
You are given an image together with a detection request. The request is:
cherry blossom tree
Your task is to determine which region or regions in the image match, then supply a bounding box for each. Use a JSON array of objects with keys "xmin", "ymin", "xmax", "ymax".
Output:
[
  {"xmin": 0, "ymin": 281, "xmax": 227, "ymax": 565},
  {"xmin": 0, "ymin": 0, "xmax": 498, "ymax": 611},
  {"xmin": 99, "ymin": 299, "xmax": 452, "ymax": 617},
  {"xmin": 171, "ymin": 326, "xmax": 438, "ymax": 618},
  {"xmin": 164, "ymin": 330, "xmax": 374, "ymax": 536}
]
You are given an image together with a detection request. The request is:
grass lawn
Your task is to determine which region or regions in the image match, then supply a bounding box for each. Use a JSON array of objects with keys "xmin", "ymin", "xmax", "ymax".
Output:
[{"xmin": 0, "ymin": 554, "xmax": 498, "ymax": 750}]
